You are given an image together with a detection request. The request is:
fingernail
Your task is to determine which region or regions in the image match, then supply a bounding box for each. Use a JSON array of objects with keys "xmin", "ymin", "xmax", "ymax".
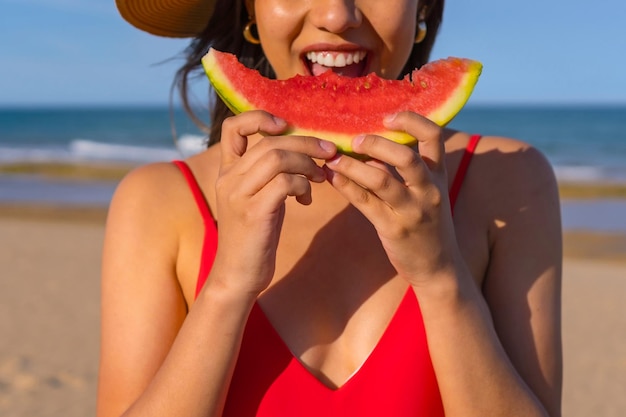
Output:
[
  {"xmin": 319, "ymin": 140, "xmax": 336, "ymax": 153},
  {"xmin": 273, "ymin": 116, "xmax": 286, "ymax": 126},
  {"xmin": 383, "ymin": 113, "xmax": 397, "ymax": 124},
  {"xmin": 352, "ymin": 134, "xmax": 365, "ymax": 148},
  {"xmin": 326, "ymin": 154, "xmax": 341, "ymax": 166}
]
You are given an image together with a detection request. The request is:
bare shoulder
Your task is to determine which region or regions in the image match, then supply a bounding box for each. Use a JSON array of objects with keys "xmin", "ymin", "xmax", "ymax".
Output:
[
  {"xmin": 108, "ymin": 161, "xmax": 191, "ymax": 227},
  {"xmin": 446, "ymin": 131, "xmax": 561, "ymax": 261},
  {"xmin": 102, "ymin": 161, "xmax": 195, "ymax": 279},
  {"xmin": 108, "ymin": 144, "xmax": 221, "ymax": 224},
  {"xmin": 474, "ymin": 134, "xmax": 554, "ymax": 178},
  {"xmin": 467, "ymin": 134, "xmax": 560, "ymax": 211},
  {"xmin": 114, "ymin": 161, "xmax": 186, "ymax": 198}
]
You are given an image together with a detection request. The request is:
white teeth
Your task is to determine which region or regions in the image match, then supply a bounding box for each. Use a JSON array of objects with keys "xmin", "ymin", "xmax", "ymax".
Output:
[
  {"xmin": 306, "ymin": 51, "xmax": 366, "ymax": 68},
  {"xmin": 335, "ymin": 54, "xmax": 346, "ymax": 67}
]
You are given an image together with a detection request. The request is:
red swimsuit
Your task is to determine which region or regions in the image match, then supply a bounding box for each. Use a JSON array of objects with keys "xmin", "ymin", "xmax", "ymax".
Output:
[{"xmin": 172, "ymin": 134, "xmax": 480, "ymax": 416}]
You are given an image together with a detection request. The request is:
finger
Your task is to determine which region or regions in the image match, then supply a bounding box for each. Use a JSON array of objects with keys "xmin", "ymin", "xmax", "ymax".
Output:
[
  {"xmin": 255, "ymin": 173, "xmax": 314, "ymax": 208},
  {"xmin": 325, "ymin": 154, "xmax": 408, "ymax": 205},
  {"xmin": 349, "ymin": 133, "xmax": 430, "ymax": 187},
  {"xmin": 323, "ymin": 162, "xmax": 390, "ymax": 223},
  {"xmin": 382, "ymin": 112, "xmax": 445, "ymax": 173},
  {"xmin": 240, "ymin": 147, "xmax": 328, "ymax": 197},
  {"xmin": 219, "ymin": 111, "xmax": 288, "ymax": 167},
  {"xmin": 228, "ymin": 134, "xmax": 336, "ymax": 192},
  {"xmin": 242, "ymin": 134, "xmax": 336, "ymax": 168}
]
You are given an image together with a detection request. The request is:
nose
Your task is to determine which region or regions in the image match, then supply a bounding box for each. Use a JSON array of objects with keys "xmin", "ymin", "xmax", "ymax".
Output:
[{"xmin": 308, "ymin": 0, "xmax": 363, "ymax": 33}]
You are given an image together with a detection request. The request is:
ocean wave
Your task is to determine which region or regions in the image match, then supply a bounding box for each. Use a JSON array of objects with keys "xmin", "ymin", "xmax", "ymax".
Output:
[
  {"xmin": 176, "ymin": 134, "xmax": 208, "ymax": 155},
  {"xmin": 0, "ymin": 134, "xmax": 207, "ymax": 164},
  {"xmin": 2, "ymin": 137, "xmax": 625, "ymax": 184},
  {"xmin": 553, "ymin": 165, "xmax": 626, "ymax": 183},
  {"xmin": 553, "ymin": 166, "xmax": 606, "ymax": 182}
]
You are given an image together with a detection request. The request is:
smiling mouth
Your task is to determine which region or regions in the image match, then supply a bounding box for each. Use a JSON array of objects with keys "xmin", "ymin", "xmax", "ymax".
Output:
[{"xmin": 304, "ymin": 51, "xmax": 368, "ymax": 77}]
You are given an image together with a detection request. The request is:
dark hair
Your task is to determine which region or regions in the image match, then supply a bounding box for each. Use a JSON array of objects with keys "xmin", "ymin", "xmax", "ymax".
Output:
[{"xmin": 173, "ymin": 0, "xmax": 444, "ymax": 147}]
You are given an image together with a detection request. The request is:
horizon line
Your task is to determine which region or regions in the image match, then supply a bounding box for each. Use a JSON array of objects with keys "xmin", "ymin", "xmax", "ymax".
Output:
[{"xmin": 2, "ymin": 101, "xmax": 626, "ymax": 110}]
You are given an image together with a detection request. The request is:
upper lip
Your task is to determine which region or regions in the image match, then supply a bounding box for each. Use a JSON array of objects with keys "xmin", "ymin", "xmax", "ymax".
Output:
[{"xmin": 301, "ymin": 43, "xmax": 367, "ymax": 54}]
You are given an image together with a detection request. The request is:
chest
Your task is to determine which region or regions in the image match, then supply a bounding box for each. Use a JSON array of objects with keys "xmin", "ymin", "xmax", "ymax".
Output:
[
  {"xmin": 222, "ymin": 287, "xmax": 445, "ymax": 417},
  {"xmin": 175, "ymin": 142, "xmax": 491, "ymax": 394}
]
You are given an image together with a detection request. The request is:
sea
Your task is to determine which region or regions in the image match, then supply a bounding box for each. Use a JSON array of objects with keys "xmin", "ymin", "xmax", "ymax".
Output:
[{"xmin": 1, "ymin": 105, "xmax": 625, "ymax": 231}]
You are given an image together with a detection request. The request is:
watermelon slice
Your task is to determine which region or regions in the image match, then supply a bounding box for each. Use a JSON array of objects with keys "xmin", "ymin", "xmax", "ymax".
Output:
[{"xmin": 202, "ymin": 48, "xmax": 482, "ymax": 155}]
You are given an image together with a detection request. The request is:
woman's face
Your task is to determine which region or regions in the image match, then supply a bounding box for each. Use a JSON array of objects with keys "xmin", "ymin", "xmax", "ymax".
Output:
[{"xmin": 251, "ymin": 0, "xmax": 419, "ymax": 80}]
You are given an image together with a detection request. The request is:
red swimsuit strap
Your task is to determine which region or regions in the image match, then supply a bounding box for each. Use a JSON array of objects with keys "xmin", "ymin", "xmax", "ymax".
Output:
[
  {"xmin": 172, "ymin": 160, "xmax": 213, "ymax": 222},
  {"xmin": 172, "ymin": 160, "xmax": 218, "ymax": 298},
  {"xmin": 449, "ymin": 134, "xmax": 481, "ymax": 214}
]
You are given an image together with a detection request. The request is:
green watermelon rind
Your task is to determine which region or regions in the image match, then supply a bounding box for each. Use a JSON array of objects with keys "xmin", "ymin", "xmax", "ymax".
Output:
[
  {"xmin": 203, "ymin": 51, "xmax": 256, "ymax": 115},
  {"xmin": 425, "ymin": 59, "xmax": 483, "ymax": 126},
  {"xmin": 202, "ymin": 48, "xmax": 481, "ymax": 155},
  {"xmin": 283, "ymin": 128, "xmax": 416, "ymax": 157}
]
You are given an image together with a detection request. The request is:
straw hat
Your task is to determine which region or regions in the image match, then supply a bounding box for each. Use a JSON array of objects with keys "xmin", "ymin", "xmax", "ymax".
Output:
[{"xmin": 116, "ymin": 0, "xmax": 216, "ymax": 38}]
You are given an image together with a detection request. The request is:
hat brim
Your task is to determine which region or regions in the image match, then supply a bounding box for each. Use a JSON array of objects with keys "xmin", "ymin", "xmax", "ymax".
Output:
[{"xmin": 116, "ymin": 0, "xmax": 216, "ymax": 38}]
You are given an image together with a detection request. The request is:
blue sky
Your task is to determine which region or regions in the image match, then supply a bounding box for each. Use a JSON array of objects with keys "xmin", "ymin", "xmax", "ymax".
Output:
[{"xmin": 1, "ymin": 0, "xmax": 625, "ymax": 106}]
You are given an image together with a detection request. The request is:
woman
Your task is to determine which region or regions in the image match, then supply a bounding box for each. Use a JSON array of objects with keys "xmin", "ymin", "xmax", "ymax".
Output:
[{"xmin": 98, "ymin": 0, "xmax": 563, "ymax": 416}]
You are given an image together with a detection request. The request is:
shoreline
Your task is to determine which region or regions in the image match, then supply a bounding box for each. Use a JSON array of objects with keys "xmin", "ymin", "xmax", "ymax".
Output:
[
  {"xmin": 1, "ymin": 160, "xmax": 625, "ymax": 260},
  {"xmin": 2, "ymin": 160, "xmax": 626, "ymax": 199},
  {"xmin": 0, "ymin": 201, "xmax": 624, "ymax": 263},
  {"xmin": 2, "ymin": 161, "xmax": 626, "ymax": 237}
]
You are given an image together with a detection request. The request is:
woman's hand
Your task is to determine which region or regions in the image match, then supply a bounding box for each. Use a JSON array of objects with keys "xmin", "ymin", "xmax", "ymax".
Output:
[
  {"xmin": 323, "ymin": 112, "xmax": 462, "ymax": 286},
  {"xmin": 210, "ymin": 111, "xmax": 337, "ymax": 296}
]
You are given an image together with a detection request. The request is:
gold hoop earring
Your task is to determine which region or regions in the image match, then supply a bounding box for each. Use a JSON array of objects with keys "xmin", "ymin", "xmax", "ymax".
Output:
[
  {"xmin": 243, "ymin": 18, "xmax": 261, "ymax": 45},
  {"xmin": 415, "ymin": 20, "xmax": 427, "ymax": 44}
]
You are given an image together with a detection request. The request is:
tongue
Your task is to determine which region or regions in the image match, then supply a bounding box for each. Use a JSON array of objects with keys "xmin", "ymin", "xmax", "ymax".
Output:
[{"xmin": 311, "ymin": 62, "xmax": 365, "ymax": 78}]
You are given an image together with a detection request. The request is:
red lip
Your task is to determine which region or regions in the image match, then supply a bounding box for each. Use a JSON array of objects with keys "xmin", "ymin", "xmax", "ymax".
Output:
[{"xmin": 301, "ymin": 42, "xmax": 366, "ymax": 54}]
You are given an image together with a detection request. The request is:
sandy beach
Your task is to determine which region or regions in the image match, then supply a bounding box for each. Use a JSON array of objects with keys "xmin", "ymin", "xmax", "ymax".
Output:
[{"xmin": 1, "ymin": 173, "xmax": 625, "ymax": 416}]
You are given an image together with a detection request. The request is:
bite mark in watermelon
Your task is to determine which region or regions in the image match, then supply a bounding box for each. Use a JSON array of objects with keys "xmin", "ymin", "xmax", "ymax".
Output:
[{"xmin": 202, "ymin": 48, "xmax": 482, "ymax": 155}]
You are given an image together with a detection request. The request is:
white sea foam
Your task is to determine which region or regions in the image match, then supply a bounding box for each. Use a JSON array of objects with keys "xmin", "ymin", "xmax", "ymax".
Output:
[
  {"xmin": 0, "ymin": 145, "xmax": 70, "ymax": 163},
  {"xmin": 175, "ymin": 134, "xmax": 207, "ymax": 156},
  {"xmin": 553, "ymin": 165, "xmax": 606, "ymax": 183},
  {"xmin": 2, "ymin": 136, "xmax": 625, "ymax": 184},
  {"xmin": 0, "ymin": 134, "xmax": 207, "ymax": 164},
  {"xmin": 553, "ymin": 165, "xmax": 626, "ymax": 183},
  {"xmin": 68, "ymin": 139, "xmax": 178, "ymax": 162}
]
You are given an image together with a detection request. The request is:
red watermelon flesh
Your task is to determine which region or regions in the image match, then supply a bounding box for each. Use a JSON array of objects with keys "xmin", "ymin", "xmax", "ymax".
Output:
[{"xmin": 202, "ymin": 48, "xmax": 482, "ymax": 154}]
